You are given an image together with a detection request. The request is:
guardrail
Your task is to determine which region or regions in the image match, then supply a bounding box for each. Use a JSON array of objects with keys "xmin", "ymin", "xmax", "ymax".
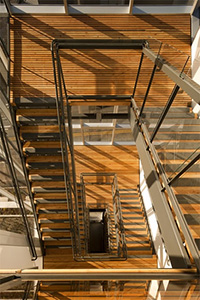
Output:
[{"xmin": 51, "ymin": 40, "xmax": 81, "ymax": 259}]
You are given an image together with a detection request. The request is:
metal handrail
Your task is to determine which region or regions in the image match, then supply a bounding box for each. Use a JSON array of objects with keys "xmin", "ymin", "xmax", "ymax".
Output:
[
  {"xmin": 0, "ymin": 10, "xmax": 42, "ymax": 259},
  {"xmin": 111, "ymin": 174, "xmax": 127, "ymax": 258},
  {"xmin": 51, "ymin": 41, "xmax": 81, "ymax": 259},
  {"xmin": 131, "ymin": 98, "xmax": 200, "ymax": 272},
  {"xmin": 8, "ymin": 102, "xmax": 44, "ymax": 256}
]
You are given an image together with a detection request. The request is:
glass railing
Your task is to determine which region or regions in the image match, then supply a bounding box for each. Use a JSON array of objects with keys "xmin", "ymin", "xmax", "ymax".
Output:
[
  {"xmin": 0, "ymin": 4, "xmax": 42, "ymax": 260},
  {"xmin": 1, "ymin": 278, "xmax": 200, "ymax": 300},
  {"xmin": 68, "ymin": 0, "xmax": 129, "ymax": 5},
  {"xmin": 71, "ymin": 105, "xmax": 132, "ymax": 146},
  {"xmin": 131, "ymin": 39, "xmax": 200, "ymax": 271},
  {"xmin": 168, "ymin": 146, "xmax": 200, "ymax": 187},
  {"xmin": 8, "ymin": 0, "xmax": 129, "ymax": 5},
  {"xmin": 1, "ymin": 280, "xmax": 37, "ymax": 300},
  {"xmin": 0, "ymin": 4, "xmax": 9, "ymax": 53},
  {"xmin": 133, "ymin": 39, "xmax": 199, "ymax": 180},
  {"xmin": 9, "ymin": 0, "xmax": 63, "ymax": 4}
]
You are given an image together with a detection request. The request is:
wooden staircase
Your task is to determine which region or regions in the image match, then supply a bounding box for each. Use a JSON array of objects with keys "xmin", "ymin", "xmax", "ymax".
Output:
[
  {"xmin": 119, "ymin": 188, "xmax": 154, "ymax": 258},
  {"xmin": 15, "ymin": 97, "xmax": 72, "ymax": 252},
  {"xmin": 143, "ymin": 106, "xmax": 200, "ymax": 253},
  {"xmin": 14, "ymin": 96, "xmax": 157, "ymax": 268}
]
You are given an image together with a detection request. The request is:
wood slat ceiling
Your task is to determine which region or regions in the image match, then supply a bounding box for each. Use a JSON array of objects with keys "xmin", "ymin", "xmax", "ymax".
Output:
[{"xmin": 10, "ymin": 14, "xmax": 191, "ymax": 107}]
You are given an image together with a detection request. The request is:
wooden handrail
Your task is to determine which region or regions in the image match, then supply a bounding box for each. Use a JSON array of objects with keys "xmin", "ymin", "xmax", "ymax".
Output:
[{"xmin": 0, "ymin": 268, "xmax": 197, "ymax": 275}]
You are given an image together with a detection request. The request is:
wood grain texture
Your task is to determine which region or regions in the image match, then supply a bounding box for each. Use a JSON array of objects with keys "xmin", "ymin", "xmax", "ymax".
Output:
[
  {"xmin": 43, "ymin": 146, "xmax": 157, "ymax": 269},
  {"xmin": 74, "ymin": 145, "xmax": 139, "ymax": 188},
  {"xmin": 10, "ymin": 15, "xmax": 191, "ymax": 107}
]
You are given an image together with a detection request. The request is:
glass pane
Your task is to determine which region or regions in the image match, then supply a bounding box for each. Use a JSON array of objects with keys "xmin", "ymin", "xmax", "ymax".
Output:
[
  {"xmin": 159, "ymin": 43, "xmax": 190, "ymax": 75},
  {"xmin": 168, "ymin": 147, "xmax": 200, "ymax": 182},
  {"xmin": 134, "ymin": 0, "xmax": 194, "ymax": 4},
  {"xmin": 0, "ymin": 73, "xmax": 7, "ymax": 96},
  {"xmin": 114, "ymin": 125, "xmax": 133, "ymax": 143},
  {"xmin": 68, "ymin": 0, "xmax": 129, "ymax": 5},
  {"xmin": 0, "ymin": 185, "xmax": 27, "ymax": 235},
  {"xmin": 84, "ymin": 127, "xmax": 113, "ymax": 142},
  {"xmin": 1, "ymin": 281, "xmax": 36, "ymax": 299},
  {"xmin": 0, "ymin": 4, "xmax": 9, "ymax": 52},
  {"xmin": 73, "ymin": 127, "xmax": 83, "ymax": 143},
  {"xmin": 10, "ymin": 0, "xmax": 63, "ymax": 4},
  {"xmin": 151, "ymin": 91, "xmax": 198, "ymax": 177},
  {"xmin": 2, "ymin": 279, "xmax": 200, "ymax": 299}
]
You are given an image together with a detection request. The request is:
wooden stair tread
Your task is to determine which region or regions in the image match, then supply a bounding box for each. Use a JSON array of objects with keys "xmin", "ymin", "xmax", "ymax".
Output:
[
  {"xmin": 32, "ymin": 181, "xmax": 66, "ymax": 188},
  {"xmin": 27, "ymin": 156, "xmax": 63, "ymax": 163},
  {"xmin": 16, "ymin": 108, "xmax": 57, "ymax": 117},
  {"xmin": 37, "ymin": 203, "xmax": 68, "ymax": 210},
  {"xmin": 40, "ymin": 223, "xmax": 71, "ymax": 230},
  {"xmin": 42, "ymin": 232, "xmax": 71, "ymax": 238},
  {"xmin": 20, "ymin": 125, "xmax": 59, "ymax": 133},
  {"xmin": 38, "ymin": 213, "xmax": 69, "ymax": 220},
  {"xmin": 44, "ymin": 240, "xmax": 72, "ymax": 246}
]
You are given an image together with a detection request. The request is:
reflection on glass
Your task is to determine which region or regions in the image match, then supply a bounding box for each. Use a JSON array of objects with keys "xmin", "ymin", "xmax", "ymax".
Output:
[
  {"xmin": 68, "ymin": 0, "xmax": 129, "ymax": 5},
  {"xmin": 3, "ymin": 280, "xmax": 200, "ymax": 299},
  {"xmin": 168, "ymin": 146, "xmax": 200, "ymax": 182},
  {"xmin": 146, "ymin": 38, "xmax": 162, "ymax": 56},
  {"xmin": 114, "ymin": 125, "xmax": 133, "ymax": 143},
  {"xmin": 71, "ymin": 105, "xmax": 130, "ymax": 145},
  {"xmin": 0, "ymin": 73, "xmax": 7, "ymax": 96},
  {"xmin": 1, "ymin": 281, "xmax": 35, "ymax": 299},
  {"xmin": 0, "ymin": 184, "xmax": 27, "ymax": 235},
  {"xmin": 134, "ymin": 0, "xmax": 194, "ymax": 4},
  {"xmin": 0, "ymin": 7, "xmax": 9, "ymax": 52},
  {"xmin": 84, "ymin": 127, "xmax": 113, "ymax": 142},
  {"xmin": 9, "ymin": 0, "xmax": 63, "ymax": 4},
  {"xmin": 73, "ymin": 127, "xmax": 83, "ymax": 143},
  {"xmin": 159, "ymin": 43, "xmax": 190, "ymax": 75}
]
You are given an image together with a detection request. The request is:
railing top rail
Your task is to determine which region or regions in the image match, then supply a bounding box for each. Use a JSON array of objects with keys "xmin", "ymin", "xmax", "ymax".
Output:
[
  {"xmin": 51, "ymin": 39, "xmax": 146, "ymax": 50},
  {"xmin": 142, "ymin": 46, "xmax": 200, "ymax": 104}
]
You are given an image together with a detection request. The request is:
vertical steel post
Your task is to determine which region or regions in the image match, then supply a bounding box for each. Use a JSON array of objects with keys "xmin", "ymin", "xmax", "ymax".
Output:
[
  {"xmin": 139, "ymin": 64, "xmax": 157, "ymax": 118},
  {"xmin": 150, "ymin": 84, "xmax": 180, "ymax": 143},
  {"xmin": 132, "ymin": 52, "xmax": 144, "ymax": 98}
]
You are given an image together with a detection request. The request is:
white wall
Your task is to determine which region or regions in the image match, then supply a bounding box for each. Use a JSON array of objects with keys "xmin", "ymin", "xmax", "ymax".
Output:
[
  {"xmin": 0, "ymin": 230, "xmax": 43, "ymax": 269},
  {"xmin": 139, "ymin": 162, "xmax": 171, "ymax": 269}
]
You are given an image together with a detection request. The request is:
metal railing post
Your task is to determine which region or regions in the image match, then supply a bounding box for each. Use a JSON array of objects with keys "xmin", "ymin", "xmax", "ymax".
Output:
[
  {"xmin": 138, "ymin": 64, "xmax": 157, "ymax": 119},
  {"xmin": 150, "ymin": 84, "xmax": 180, "ymax": 143},
  {"xmin": 168, "ymin": 153, "xmax": 200, "ymax": 187},
  {"xmin": 132, "ymin": 52, "xmax": 144, "ymax": 98}
]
